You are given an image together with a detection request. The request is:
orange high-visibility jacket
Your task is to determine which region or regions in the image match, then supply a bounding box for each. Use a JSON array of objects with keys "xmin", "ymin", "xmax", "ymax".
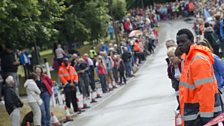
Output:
[
  {"xmin": 134, "ymin": 42, "xmax": 141, "ymax": 52},
  {"xmin": 179, "ymin": 45, "xmax": 222, "ymax": 126},
  {"xmin": 58, "ymin": 63, "xmax": 78, "ymax": 85}
]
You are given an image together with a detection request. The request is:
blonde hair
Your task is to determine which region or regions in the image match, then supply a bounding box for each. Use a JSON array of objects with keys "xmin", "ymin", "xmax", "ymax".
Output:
[{"xmin": 167, "ymin": 47, "xmax": 177, "ymax": 56}]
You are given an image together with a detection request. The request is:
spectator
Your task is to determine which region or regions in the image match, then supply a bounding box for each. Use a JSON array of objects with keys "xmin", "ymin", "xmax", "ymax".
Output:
[
  {"xmin": 89, "ymin": 47, "xmax": 97, "ymax": 59},
  {"xmin": 55, "ymin": 44, "xmax": 66, "ymax": 66},
  {"xmin": 76, "ymin": 58, "xmax": 91, "ymax": 108},
  {"xmin": 167, "ymin": 47, "xmax": 181, "ymax": 110},
  {"xmin": 4, "ymin": 75, "xmax": 23, "ymax": 126},
  {"xmin": 102, "ymin": 51, "xmax": 115, "ymax": 90},
  {"xmin": 24, "ymin": 73, "xmax": 42, "ymax": 126},
  {"xmin": 133, "ymin": 40, "xmax": 142, "ymax": 64},
  {"xmin": 165, "ymin": 40, "xmax": 177, "ymax": 65},
  {"xmin": 122, "ymin": 47, "xmax": 132, "ymax": 77},
  {"xmin": 52, "ymin": 81, "xmax": 59, "ymax": 105},
  {"xmin": 35, "ymin": 66, "xmax": 53, "ymax": 126},
  {"xmin": 214, "ymin": 14, "xmax": 224, "ymax": 56},
  {"xmin": 83, "ymin": 54, "xmax": 96, "ymax": 93},
  {"xmin": 110, "ymin": 52, "xmax": 119, "ymax": 84},
  {"xmin": 204, "ymin": 22, "xmax": 220, "ymax": 56},
  {"xmin": 58, "ymin": 58, "xmax": 81, "ymax": 114},
  {"xmin": 117, "ymin": 55, "xmax": 126, "ymax": 85},
  {"xmin": 175, "ymin": 29, "xmax": 222, "ymax": 126},
  {"xmin": 108, "ymin": 23, "xmax": 114, "ymax": 40},
  {"xmin": 197, "ymin": 39, "xmax": 224, "ymax": 90},
  {"xmin": 31, "ymin": 47, "xmax": 40, "ymax": 68},
  {"xmin": 1, "ymin": 43, "xmax": 20, "ymax": 96},
  {"xmin": 99, "ymin": 42, "xmax": 109, "ymax": 54},
  {"xmin": 19, "ymin": 49, "xmax": 31, "ymax": 79},
  {"xmin": 97, "ymin": 56, "xmax": 108, "ymax": 93}
]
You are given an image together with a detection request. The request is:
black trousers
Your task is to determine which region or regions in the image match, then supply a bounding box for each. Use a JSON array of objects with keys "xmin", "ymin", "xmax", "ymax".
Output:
[
  {"xmin": 119, "ymin": 69, "xmax": 126, "ymax": 84},
  {"xmin": 64, "ymin": 85, "xmax": 79, "ymax": 112},
  {"xmin": 89, "ymin": 66, "xmax": 96, "ymax": 91}
]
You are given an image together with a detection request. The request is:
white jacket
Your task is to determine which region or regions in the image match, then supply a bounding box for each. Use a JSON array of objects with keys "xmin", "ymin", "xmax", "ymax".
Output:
[{"xmin": 24, "ymin": 79, "xmax": 41, "ymax": 103}]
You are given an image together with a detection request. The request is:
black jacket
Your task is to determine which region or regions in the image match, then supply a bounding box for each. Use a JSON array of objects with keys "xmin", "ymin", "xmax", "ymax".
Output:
[
  {"xmin": 4, "ymin": 86, "xmax": 23, "ymax": 115},
  {"xmin": 122, "ymin": 51, "xmax": 131, "ymax": 63},
  {"xmin": 1, "ymin": 51, "xmax": 18, "ymax": 73}
]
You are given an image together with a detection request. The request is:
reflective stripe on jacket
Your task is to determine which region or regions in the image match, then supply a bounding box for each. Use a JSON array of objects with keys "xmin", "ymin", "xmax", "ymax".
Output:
[
  {"xmin": 179, "ymin": 45, "xmax": 222, "ymax": 126},
  {"xmin": 58, "ymin": 63, "xmax": 78, "ymax": 85}
]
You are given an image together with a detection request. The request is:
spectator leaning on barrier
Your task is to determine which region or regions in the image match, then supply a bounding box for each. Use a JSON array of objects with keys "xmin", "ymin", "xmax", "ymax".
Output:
[
  {"xmin": 76, "ymin": 58, "xmax": 90, "ymax": 108},
  {"xmin": 35, "ymin": 66, "xmax": 53, "ymax": 126},
  {"xmin": 97, "ymin": 56, "xmax": 108, "ymax": 93},
  {"xmin": 4, "ymin": 75, "xmax": 23, "ymax": 126},
  {"xmin": 83, "ymin": 54, "xmax": 96, "ymax": 93},
  {"xmin": 122, "ymin": 47, "xmax": 132, "ymax": 77},
  {"xmin": 175, "ymin": 29, "xmax": 222, "ymax": 126},
  {"xmin": 167, "ymin": 47, "xmax": 181, "ymax": 110},
  {"xmin": 58, "ymin": 58, "xmax": 80, "ymax": 114}
]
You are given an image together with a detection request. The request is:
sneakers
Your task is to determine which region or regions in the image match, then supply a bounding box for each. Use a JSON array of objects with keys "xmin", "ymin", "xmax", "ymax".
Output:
[{"xmin": 96, "ymin": 94, "xmax": 102, "ymax": 98}]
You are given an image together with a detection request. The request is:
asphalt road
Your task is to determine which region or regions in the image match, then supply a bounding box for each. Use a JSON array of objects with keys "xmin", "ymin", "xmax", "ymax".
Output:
[{"xmin": 67, "ymin": 19, "xmax": 193, "ymax": 126}]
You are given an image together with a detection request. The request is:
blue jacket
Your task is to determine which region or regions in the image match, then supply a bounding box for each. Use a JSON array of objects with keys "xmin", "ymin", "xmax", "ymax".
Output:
[
  {"xmin": 213, "ymin": 54, "xmax": 224, "ymax": 89},
  {"xmin": 100, "ymin": 44, "xmax": 109, "ymax": 53},
  {"xmin": 19, "ymin": 51, "xmax": 30, "ymax": 65}
]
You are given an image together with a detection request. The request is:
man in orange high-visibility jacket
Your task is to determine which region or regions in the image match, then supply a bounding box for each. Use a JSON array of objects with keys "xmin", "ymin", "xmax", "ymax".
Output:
[
  {"xmin": 175, "ymin": 29, "xmax": 222, "ymax": 126},
  {"xmin": 133, "ymin": 40, "xmax": 142, "ymax": 64},
  {"xmin": 58, "ymin": 58, "xmax": 81, "ymax": 113}
]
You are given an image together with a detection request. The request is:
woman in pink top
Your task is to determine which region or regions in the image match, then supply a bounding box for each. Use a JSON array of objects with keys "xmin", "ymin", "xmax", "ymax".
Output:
[{"xmin": 97, "ymin": 56, "xmax": 108, "ymax": 93}]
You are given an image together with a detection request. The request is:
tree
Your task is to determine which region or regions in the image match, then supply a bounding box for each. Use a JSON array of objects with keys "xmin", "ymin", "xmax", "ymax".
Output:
[
  {"xmin": 0, "ymin": 0, "xmax": 66, "ymax": 49},
  {"xmin": 126, "ymin": 0, "xmax": 175, "ymax": 9},
  {"xmin": 57, "ymin": 0, "xmax": 111, "ymax": 46},
  {"xmin": 110, "ymin": 0, "xmax": 127, "ymax": 20}
]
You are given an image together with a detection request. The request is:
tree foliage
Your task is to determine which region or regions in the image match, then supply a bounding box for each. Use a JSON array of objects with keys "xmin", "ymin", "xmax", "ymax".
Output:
[
  {"xmin": 126, "ymin": 0, "xmax": 175, "ymax": 9},
  {"xmin": 0, "ymin": 0, "xmax": 66, "ymax": 48},
  {"xmin": 110, "ymin": 0, "xmax": 127, "ymax": 20},
  {"xmin": 0, "ymin": 0, "xmax": 127, "ymax": 49}
]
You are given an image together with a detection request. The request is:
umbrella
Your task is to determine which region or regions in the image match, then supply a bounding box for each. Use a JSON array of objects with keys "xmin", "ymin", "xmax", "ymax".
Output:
[{"xmin": 129, "ymin": 30, "xmax": 143, "ymax": 37}]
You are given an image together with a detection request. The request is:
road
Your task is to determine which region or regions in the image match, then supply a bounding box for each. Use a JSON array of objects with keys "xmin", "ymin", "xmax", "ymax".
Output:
[{"xmin": 67, "ymin": 19, "xmax": 193, "ymax": 126}]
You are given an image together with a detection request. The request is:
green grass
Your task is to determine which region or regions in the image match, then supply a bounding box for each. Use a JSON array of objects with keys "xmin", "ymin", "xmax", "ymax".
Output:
[{"xmin": 0, "ymin": 102, "xmax": 65, "ymax": 126}]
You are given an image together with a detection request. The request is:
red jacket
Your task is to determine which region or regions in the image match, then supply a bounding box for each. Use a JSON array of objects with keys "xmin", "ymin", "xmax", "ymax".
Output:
[
  {"xmin": 97, "ymin": 63, "xmax": 107, "ymax": 75},
  {"xmin": 40, "ymin": 74, "xmax": 53, "ymax": 96}
]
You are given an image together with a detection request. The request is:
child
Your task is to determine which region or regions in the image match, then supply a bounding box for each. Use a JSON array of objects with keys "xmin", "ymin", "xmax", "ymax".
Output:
[
  {"xmin": 4, "ymin": 75, "xmax": 23, "ymax": 126},
  {"xmin": 52, "ymin": 81, "xmax": 59, "ymax": 105},
  {"xmin": 24, "ymin": 73, "xmax": 42, "ymax": 126},
  {"xmin": 117, "ymin": 55, "xmax": 126, "ymax": 85}
]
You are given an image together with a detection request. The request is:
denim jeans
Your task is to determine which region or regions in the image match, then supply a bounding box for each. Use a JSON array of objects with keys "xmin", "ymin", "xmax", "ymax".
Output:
[
  {"xmin": 99, "ymin": 74, "xmax": 108, "ymax": 93},
  {"xmin": 10, "ymin": 108, "xmax": 20, "ymax": 126},
  {"xmin": 40, "ymin": 92, "xmax": 51, "ymax": 126},
  {"xmin": 112, "ymin": 68, "xmax": 118, "ymax": 83},
  {"xmin": 124, "ymin": 61, "xmax": 131, "ymax": 77}
]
